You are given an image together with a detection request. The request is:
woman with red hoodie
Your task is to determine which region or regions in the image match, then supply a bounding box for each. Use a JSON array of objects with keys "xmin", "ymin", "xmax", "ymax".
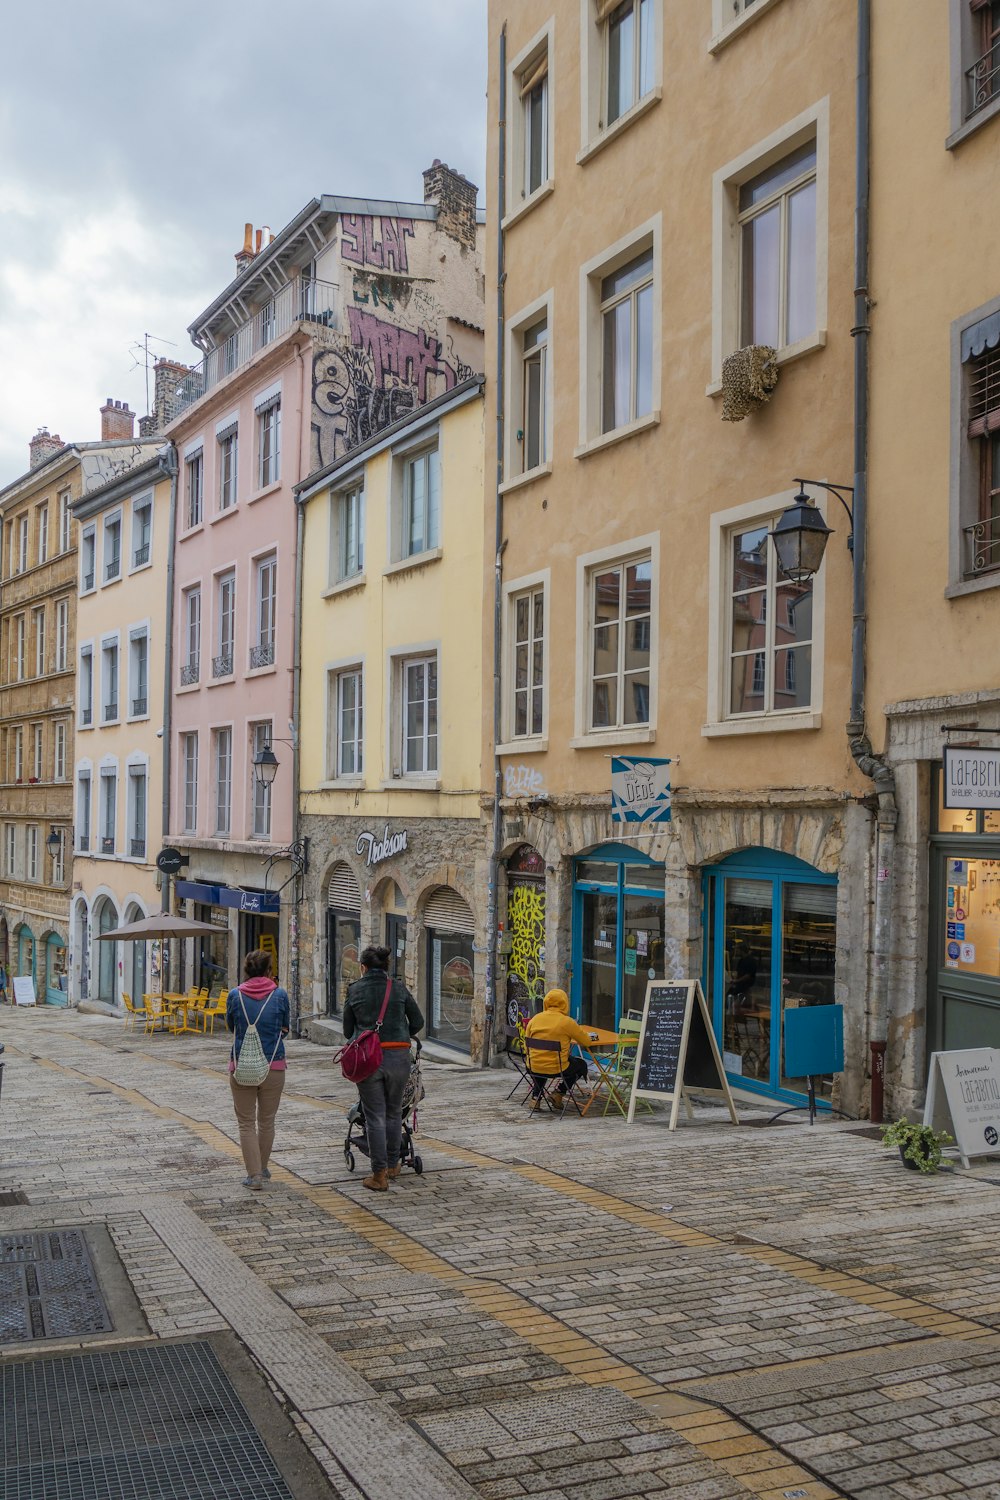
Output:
[{"xmin": 226, "ymin": 949, "xmax": 290, "ymax": 1190}]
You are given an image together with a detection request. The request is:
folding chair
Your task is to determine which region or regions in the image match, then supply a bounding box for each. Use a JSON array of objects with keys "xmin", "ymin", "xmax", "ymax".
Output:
[
  {"xmin": 503, "ymin": 1025, "xmax": 533, "ymax": 1102},
  {"xmin": 521, "ymin": 1037, "xmax": 585, "ymax": 1117}
]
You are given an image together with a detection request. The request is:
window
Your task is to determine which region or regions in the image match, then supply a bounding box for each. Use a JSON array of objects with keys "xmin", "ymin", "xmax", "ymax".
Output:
[
  {"xmin": 331, "ymin": 667, "xmax": 364, "ymax": 778},
  {"xmin": 251, "ymin": 723, "xmax": 272, "ymax": 839},
  {"xmin": 604, "ymin": 0, "xmax": 654, "ymax": 126},
  {"xmin": 55, "ymin": 599, "xmax": 68, "ymax": 672},
  {"xmin": 214, "ymin": 572, "xmax": 235, "ymax": 677},
  {"xmin": 402, "ymin": 446, "xmax": 441, "ymax": 558},
  {"xmin": 100, "ymin": 767, "xmax": 117, "ymax": 854},
  {"xmin": 512, "ymin": 34, "xmax": 550, "ymax": 203},
  {"xmin": 17, "ymin": 514, "xmax": 27, "ymax": 573},
  {"xmin": 54, "ymin": 722, "xmax": 66, "ymax": 782},
  {"xmin": 81, "ymin": 527, "xmax": 96, "ymax": 591},
  {"xmin": 33, "ymin": 607, "xmax": 45, "ymax": 677},
  {"xmin": 80, "ymin": 645, "xmax": 94, "ymax": 726},
  {"xmin": 37, "ymin": 504, "xmax": 48, "ymax": 564},
  {"xmin": 588, "ymin": 555, "xmax": 652, "ymax": 729},
  {"xmin": 51, "ymin": 829, "xmax": 65, "ymax": 884},
  {"xmin": 510, "ymin": 586, "xmax": 545, "ymax": 738},
  {"xmin": 334, "ymin": 483, "xmax": 365, "ymax": 582},
  {"xmin": 77, "ymin": 774, "xmax": 91, "ymax": 852},
  {"xmin": 182, "ymin": 733, "xmax": 198, "ymax": 833},
  {"xmin": 102, "ymin": 639, "xmax": 119, "ymax": 722},
  {"xmin": 182, "ymin": 586, "xmax": 201, "ymax": 684},
  {"xmin": 185, "ymin": 450, "xmax": 204, "ymax": 529},
  {"xmin": 214, "ymin": 727, "xmax": 232, "ymax": 837},
  {"xmin": 26, "ymin": 826, "xmax": 38, "ymax": 882},
  {"xmin": 953, "ymin": 0, "xmax": 1000, "ymax": 130},
  {"xmin": 252, "ymin": 554, "xmax": 276, "ymax": 668},
  {"xmin": 31, "ymin": 724, "xmax": 42, "ymax": 780},
  {"xmin": 398, "ymin": 655, "xmax": 438, "ymax": 776},
  {"xmin": 58, "ymin": 490, "xmax": 71, "ymax": 553},
  {"xmin": 257, "ymin": 399, "xmax": 280, "ymax": 488},
  {"xmin": 14, "ymin": 614, "xmax": 25, "ymax": 681},
  {"xmin": 738, "ymin": 141, "xmax": 817, "ymax": 351},
  {"xmin": 3, "ymin": 522, "xmax": 11, "ymax": 578},
  {"xmin": 219, "ymin": 427, "xmax": 238, "ymax": 511},
  {"xmin": 963, "ymin": 337, "xmax": 1000, "ymax": 576},
  {"xmin": 601, "ymin": 250, "xmax": 653, "ymax": 433},
  {"xmin": 521, "ymin": 318, "xmax": 549, "ymax": 471},
  {"xmin": 13, "ymin": 727, "xmax": 23, "ymax": 782},
  {"xmin": 128, "ymin": 767, "xmax": 147, "ymax": 859},
  {"xmin": 129, "ymin": 630, "xmax": 149, "ymax": 717},
  {"xmin": 4, "ymin": 824, "xmax": 15, "ymax": 875},
  {"xmin": 131, "ymin": 496, "xmax": 152, "ymax": 568},
  {"xmin": 104, "ymin": 514, "xmax": 122, "ymax": 582}
]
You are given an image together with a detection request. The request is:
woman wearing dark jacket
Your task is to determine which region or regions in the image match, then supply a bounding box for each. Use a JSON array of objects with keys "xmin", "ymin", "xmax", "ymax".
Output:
[
  {"xmin": 226, "ymin": 949, "xmax": 290, "ymax": 1191},
  {"xmin": 343, "ymin": 946, "xmax": 423, "ymax": 1192}
]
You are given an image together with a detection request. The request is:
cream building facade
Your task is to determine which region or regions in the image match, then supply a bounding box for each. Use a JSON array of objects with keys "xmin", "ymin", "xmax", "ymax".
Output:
[
  {"xmin": 484, "ymin": 0, "xmax": 881, "ymax": 1109},
  {"xmin": 70, "ymin": 451, "xmax": 173, "ymax": 1010},
  {"xmin": 296, "ymin": 379, "xmax": 488, "ymax": 1056}
]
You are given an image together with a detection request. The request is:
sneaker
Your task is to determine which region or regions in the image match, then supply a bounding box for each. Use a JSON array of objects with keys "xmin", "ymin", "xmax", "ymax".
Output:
[
  {"xmin": 243, "ymin": 1175, "xmax": 264, "ymax": 1191},
  {"xmin": 261, "ymin": 1167, "xmax": 271, "ymax": 1180}
]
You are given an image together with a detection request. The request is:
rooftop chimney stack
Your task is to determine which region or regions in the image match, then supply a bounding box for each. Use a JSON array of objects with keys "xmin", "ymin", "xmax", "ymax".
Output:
[
  {"xmin": 100, "ymin": 398, "xmax": 135, "ymax": 442},
  {"xmin": 235, "ymin": 222, "xmax": 255, "ymax": 275},
  {"xmin": 29, "ymin": 428, "xmax": 64, "ymax": 469},
  {"xmin": 422, "ymin": 159, "xmax": 479, "ymax": 250}
]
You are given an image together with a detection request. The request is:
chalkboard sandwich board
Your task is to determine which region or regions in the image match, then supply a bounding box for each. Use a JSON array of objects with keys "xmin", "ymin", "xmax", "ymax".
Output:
[{"xmin": 627, "ymin": 979, "xmax": 738, "ymax": 1129}]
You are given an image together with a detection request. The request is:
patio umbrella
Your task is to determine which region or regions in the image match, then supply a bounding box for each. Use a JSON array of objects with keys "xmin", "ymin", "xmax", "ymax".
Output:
[{"xmin": 95, "ymin": 914, "xmax": 220, "ymax": 941}]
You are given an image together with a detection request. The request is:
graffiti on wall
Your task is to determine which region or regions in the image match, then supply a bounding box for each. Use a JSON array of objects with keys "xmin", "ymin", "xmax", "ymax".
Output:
[
  {"xmin": 347, "ymin": 308, "xmax": 457, "ymax": 404},
  {"xmin": 504, "ymin": 764, "xmax": 545, "ymax": 799},
  {"xmin": 341, "ymin": 214, "xmax": 415, "ymax": 273},
  {"xmin": 506, "ymin": 881, "xmax": 547, "ymax": 1022}
]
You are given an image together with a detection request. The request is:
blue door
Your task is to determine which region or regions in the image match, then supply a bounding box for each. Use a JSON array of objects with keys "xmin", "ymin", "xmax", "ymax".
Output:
[
  {"xmin": 703, "ymin": 848, "xmax": 838, "ymax": 1103},
  {"xmin": 572, "ymin": 843, "xmax": 665, "ymax": 1032}
]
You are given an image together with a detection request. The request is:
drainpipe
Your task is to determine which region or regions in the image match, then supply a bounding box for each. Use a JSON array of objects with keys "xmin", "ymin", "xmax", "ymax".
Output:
[
  {"xmin": 290, "ymin": 337, "xmax": 308, "ymax": 1035},
  {"xmin": 848, "ymin": 0, "xmax": 896, "ymax": 1123},
  {"xmin": 484, "ymin": 23, "xmax": 508, "ymax": 1067},
  {"xmin": 160, "ymin": 442, "xmax": 179, "ymax": 919}
]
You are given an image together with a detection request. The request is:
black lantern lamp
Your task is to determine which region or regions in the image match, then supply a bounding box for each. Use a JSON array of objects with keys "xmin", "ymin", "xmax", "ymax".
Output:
[
  {"xmin": 252, "ymin": 744, "xmax": 279, "ymax": 789},
  {"xmin": 46, "ymin": 827, "xmax": 61, "ymax": 860},
  {"xmin": 771, "ymin": 478, "xmax": 855, "ymax": 584}
]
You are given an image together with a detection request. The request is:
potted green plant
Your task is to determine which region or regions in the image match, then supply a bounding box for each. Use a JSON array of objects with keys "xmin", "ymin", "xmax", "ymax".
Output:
[{"xmin": 882, "ymin": 1118, "xmax": 952, "ymax": 1174}]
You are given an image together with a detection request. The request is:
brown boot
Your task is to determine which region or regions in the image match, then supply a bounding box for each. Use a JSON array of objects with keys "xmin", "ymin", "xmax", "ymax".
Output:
[
  {"xmin": 550, "ymin": 1090, "xmax": 565, "ymax": 1111},
  {"xmin": 387, "ymin": 1164, "xmax": 402, "ymax": 1179},
  {"xmin": 363, "ymin": 1169, "xmax": 389, "ymax": 1192}
]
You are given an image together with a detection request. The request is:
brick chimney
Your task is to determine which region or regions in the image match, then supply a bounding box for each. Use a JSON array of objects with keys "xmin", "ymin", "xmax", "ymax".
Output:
[
  {"xmin": 423, "ymin": 160, "xmax": 479, "ymax": 250},
  {"xmin": 235, "ymin": 222, "xmax": 255, "ymax": 275},
  {"xmin": 138, "ymin": 359, "xmax": 203, "ymax": 437},
  {"xmin": 29, "ymin": 428, "xmax": 64, "ymax": 469},
  {"xmin": 100, "ymin": 398, "xmax": 135, "ymax": 442}
]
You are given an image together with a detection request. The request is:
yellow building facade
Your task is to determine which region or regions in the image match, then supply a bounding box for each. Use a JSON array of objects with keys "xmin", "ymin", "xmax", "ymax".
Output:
[
  {"xmin": 70, "ymin": 454, "xmax": 173, "ymax": 1010},
  {"xmin": 297, "ymin": 380, "xmax": 487, "ymax": 1054},
  {"xmin": 485, "ymin": 0, "xmax": 880, "ymax": 1109}
]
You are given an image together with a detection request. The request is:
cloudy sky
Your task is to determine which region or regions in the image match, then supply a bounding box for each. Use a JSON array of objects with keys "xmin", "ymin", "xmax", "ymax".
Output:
[{"xmin": 0, "ymin": 0, "xmax": 486, "ymax": 486}]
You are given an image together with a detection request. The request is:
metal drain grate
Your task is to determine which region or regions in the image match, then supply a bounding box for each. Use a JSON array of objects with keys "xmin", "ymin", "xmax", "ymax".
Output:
[
  {"xmin": 0, "ymin": 1230, "xmax": 111, "ymax": 1344},
  {"xmin": 2, "ymin": 1341, "xmax": 296, "ymax": 1500}
]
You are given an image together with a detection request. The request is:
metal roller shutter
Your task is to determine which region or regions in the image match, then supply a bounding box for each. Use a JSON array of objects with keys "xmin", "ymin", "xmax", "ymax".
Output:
[
  {"xmin": 327, "ymin": 863, "xmax": 361, "ymax": 913},
  {"xmin": 423, "ymin": 886, "xmax": 475, "ymax": 935}
]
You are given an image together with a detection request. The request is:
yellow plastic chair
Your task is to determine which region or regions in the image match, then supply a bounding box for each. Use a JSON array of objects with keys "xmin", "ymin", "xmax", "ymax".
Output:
[
  {"xmin": 142, "ymin": 993, "xmax": 167, "ymax": 1035},
  {"xmin": 121, "ymin": 991, "xmax": 142, "ymax": 1031},
  {"xmin": 203, "ymin": 989, "xmax": 229, "ymax": 1036}
]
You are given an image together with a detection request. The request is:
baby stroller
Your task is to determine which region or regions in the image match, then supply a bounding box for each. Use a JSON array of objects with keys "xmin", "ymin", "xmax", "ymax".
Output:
[{"xmin": 343, "ymin": 1041, "xmax": 425, "ymax": 1176}]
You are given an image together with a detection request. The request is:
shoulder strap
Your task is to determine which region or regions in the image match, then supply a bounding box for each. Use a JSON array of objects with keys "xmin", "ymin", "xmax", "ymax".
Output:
[
  {"xmin": 238, "ymin": 986, "xmax": 273, "ymax": 1030},
  {"xmin": 374, "ymin": 973, "xmax": 393, "ymax": 1030}
]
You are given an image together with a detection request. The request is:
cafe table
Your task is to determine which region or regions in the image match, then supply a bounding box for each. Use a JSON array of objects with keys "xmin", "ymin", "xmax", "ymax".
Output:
[
  {"xmin": 163, "ymin": 992, "xmax": 199, "ymax": 1035},
  {"xmin": 577, "ymin": 1026, "xmax": 634, "ymax": 1118}
]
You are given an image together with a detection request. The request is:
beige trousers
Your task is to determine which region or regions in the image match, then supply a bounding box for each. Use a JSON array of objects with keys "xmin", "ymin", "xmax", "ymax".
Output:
[{"xmin": 229, "ymin": 1069, "xmax": 286, "ymax": 1177}]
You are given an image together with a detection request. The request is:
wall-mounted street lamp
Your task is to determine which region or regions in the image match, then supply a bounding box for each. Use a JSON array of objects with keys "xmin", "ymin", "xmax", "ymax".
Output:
[
  {"xmin": 251, "ymin": 744, "xmax": 280, "ymax": 789},
  {"xmin": 46, "ymin": 827, "xmax": 62, "ymax": 860},
  {"xmin": 771, "ymin": 479, "xmax": 856, "ymax": 584}
]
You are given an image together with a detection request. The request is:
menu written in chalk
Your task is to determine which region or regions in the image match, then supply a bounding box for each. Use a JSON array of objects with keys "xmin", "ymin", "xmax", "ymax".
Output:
[
  {"xmin": 627, "ymin": 978, "xmax": 739, "ymax": 1130},
  {"xmin": 635, "ymin": 986, "xmax": 687, "ymax": 1095}
]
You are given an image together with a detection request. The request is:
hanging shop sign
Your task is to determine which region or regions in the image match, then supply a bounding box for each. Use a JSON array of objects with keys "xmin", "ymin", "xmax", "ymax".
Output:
[
  {"xmin": 924, "ymin": 1048, "xmax": 1000, "ymax": 1167},
  {"xmin": 175, "ymin": 880, "xmax": 279, "ymax": 914},
  {"xmin": 356, "ymin": 825, "xmax": 408, "ymax": 868},
  {"xmin": 943, "ymin": 747, "xmax": 1000, "ymax": 809},
  {"xmin": 611, "ymin": 757, "xmax": 672, "ymax": 824}
]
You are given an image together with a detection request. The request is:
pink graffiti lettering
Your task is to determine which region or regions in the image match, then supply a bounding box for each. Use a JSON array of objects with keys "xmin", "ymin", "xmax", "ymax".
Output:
[
  {"xmin": 347, "ymin": 307, "xmax": 457, "ymax": 403},
  {"xmin": 340, "ymin": 214, "xmax": 415, "ymax": 273}
]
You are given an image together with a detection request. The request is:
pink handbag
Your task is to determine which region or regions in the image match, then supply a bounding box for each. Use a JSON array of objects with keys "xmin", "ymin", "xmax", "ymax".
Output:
[{"xmin": 337, "ymin": 975, "xmax": 392, "ymax": 1084}]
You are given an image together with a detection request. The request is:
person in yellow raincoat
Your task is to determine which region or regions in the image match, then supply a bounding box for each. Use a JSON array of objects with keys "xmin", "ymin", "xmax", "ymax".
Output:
[{"xmin": 523, "ymin": 989, "xmax": 597, "ymax": 1110}]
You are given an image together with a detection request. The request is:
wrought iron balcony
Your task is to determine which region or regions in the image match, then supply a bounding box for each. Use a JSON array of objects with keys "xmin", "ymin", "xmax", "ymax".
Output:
[
  {"xmin": 101, "ymin": 836, "xmax": 115, "ymax": 854},
  {"xmin": 103, "ymin": 702, "xmax": 118, "ymax": 721},
  {"xmin": 180, "ymin": 659, "xmax": 199, "ymax": 686},
  {"xmin": 966, "ymin": 39, "xmax": 1000, "ymax": 119},
  {"xmin": 82, "ymin": 572, "xmax": 94, "ymax": 591},
  {"xmin": 964, "ymin": 519, "xmax": 1000, "ymax": 576},
  {"xmin": 105, "ymin": 559, "xmax": 120, "ymax": 581},
  {"xmin": 78, "ymin": 835, "xmax": 89, "ymax": 853},
  {"xmin": 81, "ymin": 707, "xmax": 92, "ymax": 726},
  {"xmin": 249, "ymin": 642, "xmax": 275, "ymax": 670},
  {"xmin": 131, "ymin": 696, "xmax": 148, "ymax": 717},
  {"xmin": 170, "ymin": 275, "xmax": 341, "ymax": 419},
  {"xmin": 212, "ymin": 653, "xmax": 233, "ymax": 679},
  {"xmin": 132, "ymin": 544, "xmax": 150, "ymax": 567},
  {"xmin": 130, "ymin": 838, "xmax": 146, "ymax": 858}
]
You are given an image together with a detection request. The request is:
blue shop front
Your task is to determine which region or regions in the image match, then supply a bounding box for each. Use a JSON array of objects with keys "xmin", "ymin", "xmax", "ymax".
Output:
[{"xmin": 176, "ymin": 880, "xmax": 281, "ymax": 990}]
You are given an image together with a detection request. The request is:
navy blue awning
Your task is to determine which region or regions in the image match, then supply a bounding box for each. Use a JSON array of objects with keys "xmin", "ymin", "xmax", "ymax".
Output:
[{"xmin": 175, "ymin": 880, "xmax": 279, "ymax": 915}]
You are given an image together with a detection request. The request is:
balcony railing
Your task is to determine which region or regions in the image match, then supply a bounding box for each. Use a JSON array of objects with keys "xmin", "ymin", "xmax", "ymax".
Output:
[
  {"xmin": 82, "ymin": 572, "xmax": 94, "ymax": 591},
  {"xmin": 101, "ymin": 836, "xmax": 114, "ymax": 854},
  {"xmin": 105, "ymin": 559, "xmax": 120, "ymax": 581},
  {"xmin": 133, "ymin": 544, "xmax": 150, "ymax": 568},
  {"xmin": 965, "ymin": 519, "xmax": 1000, "ymax": 575},
  {"xmin": 103, "ymin": 702, "xmax": 118, "ymax": 721},
  {"xmin": 212, "ymin": 653, "xmax": 233, "ymax": 679},
  {"xmin": 131, "ymin": 696, "xmax": 148, "ymax": 717},
  {"xmin": 78, "ymin": 835, "xmax": 89, "ymax": 853},
  {"xmin": 966, "ymin": 39, "xmax": 1000, "ymax": 119},
  {"xmin": 81, "ymin": 707, "xmax": 92, "ymax": 726},
  {"xmin": 171, "ymin": 275, "xmax": 341, "ymax": 419},
  {"xmin": 180, "ymin": 659, "xmax": 199, "ymax": 686},
  {"xmin": 249, "ymin": 642, "xmax": 275, "ymax": 670},
  {"xmin": 130, "ymin": 838, "xmax": 146, "ymax": 858}
]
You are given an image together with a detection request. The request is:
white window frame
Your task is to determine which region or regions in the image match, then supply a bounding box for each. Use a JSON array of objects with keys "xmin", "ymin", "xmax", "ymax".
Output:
[
  {"xmin": 710, "ymin": 99, "xmax": 829, "ymax": 390},
  {"xmin": 37, "ymin": 504, "xmax": 48, "ymax": 564},
  {"xmin": 181, "ymin": 732, "xmax": 199, "ymax": 834},
  {"xmin": 76, "ymin": 770, "xmax": 92, "ymax": 852},
  {"xmin": 80, "ymin": 525, "xmax": 96, "ymax": 592},
  {"xmin": 948, "ymin": 0, "xmax": 1000, "ymax": 145},
  {"xmin": 33, "ymin": 606, "xmax": 45, "ymax": 677},
  {"xmin": 101, "ymin": 633, "xmax": 120, "ymax": 724},
  {"xmin": 578, "ymin": 216, "xmax": 661, "ymax": 451},
  {"xmin": 326, "ymin": 663, "xmax": 365, "ymax": 782},
  {"xmin": 54, "ymin": 722, "xmax": 67, "ymax": 782},
  {"xmin": 504, "ymin": 292, "xmax": 554, "ymax": 483},
  {"xmin": 55, "ymin": 598, "xmax": 68, "ymax": 673},
  {"xmin": 51, "ymin": 828, "xmax": 65, "ymax": 884},
  {"xmin": 218, "ymin": 425, "xmax": 239, "ymax": 512},
  {"xmin": 214, "ymin": 570, "xmax": 236, "ymax": 678},
  {"xmin": 182, "ymin": 585, "xmax": 201, "ymax": 683},
  {"xmin": 3, "ymin": 823, "xmax": 15, "ymax": 877},
  {"xmin": 130, "ymin": 492, "xmax": 153, "ymax": 571},
  {"xmin": 26, "ymin": 825, "xmax": 38, "ymax": 882},
  {"xmin": 398, "ymin": 443, "xmax": 442, "ymax": 560},
  {"xmin": 31, "ymin": 723, "xmax": 42, "ymax": 781},
  {"xmin": 579, "ymin": 0, "xmax": 662, "ymax": 160},
  {"xmin": 256, "ymin": 398, "xmax": 281, "ymax": 489},
  {"xmin": 185, "ymin": 447, "xmax": 204, "ymax": 529},
  {"xmin": 58, "ymin": 490, "xmax": 71, "ymax": 553},
  {"xmin": 250, "ymin": 722, "xmax": 272, "ymax": 840},
  {"xmin": 99, "ymin": 763, "xmax": 118, "ymax": 855},
  {"xmin": 213, "ymin": 726, "xmax": 233, "ymax": 837},
  {"xmin": 505, "ymin": 22, "xmax": 555, "ymax": 227},
  {"xmin": 16, "ymin": 513, "xmax": 28, "ymax": 574},
  {"xmin": 79, "ymin": 643, "xmax": 94, "ymax": 727},
  {"xmin": 103, "ymin": 510, "xmax": 123, "ymax": 584},
  {"xmin": 14, "ymin": 614, "xmax": 25, "ymax": 681},
  {"xmin": 13, "ymin": 727, "xmax": 23, "ymax": 782},
  {"xmin": 572, "ymin": 533, "xmax": 659, "ymax": 746},
  {"xmin": 386, "ymin": 645, "xmax": 441, "ymax": 783},
  {"xmin": 709, "ymin": 0, "xmax": 785, "ymax": 53},
  {"xmin": 703, "ymin": 487, "xmax": 827, "ymax": 737},
  {"xmin": 251, "ymin": 552, "xmax": 277, "ymax": 668},
  {"xmin": 128, "ymin": 626, "xmax": 150, "ymax": 720},
  {"xmin": 126, "ymin": 759, "xmax": 148, "ymax": 860},
  {"xmin": 499, "ymin": 569, "xmax": 550, "ymax": 751},
  {"xmin": 331, "ymin": 480, "xmax": 366, "ymax": 585}
]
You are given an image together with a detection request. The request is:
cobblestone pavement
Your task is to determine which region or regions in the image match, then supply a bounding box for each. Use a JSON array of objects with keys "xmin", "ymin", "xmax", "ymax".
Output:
[{"xmin": 3, "ymin": 1008, "xmax": 1000, "ymax": 1499}]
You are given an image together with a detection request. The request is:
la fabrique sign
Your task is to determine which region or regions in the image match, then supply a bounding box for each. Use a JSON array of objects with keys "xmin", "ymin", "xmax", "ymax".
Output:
[
  {"xmin": 356, "ymin": 824, "xmax": 408, "ymax": 868},
  {"xmin": 943, "ymin": 746, "xmax": 1000, "ymax": 809}
]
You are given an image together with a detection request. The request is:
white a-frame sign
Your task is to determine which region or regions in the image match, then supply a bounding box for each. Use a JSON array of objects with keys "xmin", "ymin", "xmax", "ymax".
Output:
[
  {"xmin": 627, "ymin": 979, "xmax": 739, "ymax": 1129},
  {"xmin": 923, "ymin": 1048, "xmax": 1000, "ymax": 1168}
]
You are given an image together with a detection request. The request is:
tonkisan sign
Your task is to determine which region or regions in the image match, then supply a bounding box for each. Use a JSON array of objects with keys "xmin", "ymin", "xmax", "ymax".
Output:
[
  {"xmin": 356, "ymin": 825, "xmax": 409, "ymax": 868},
  {"xmin": 944, "ymin": 747, "xmax": 1000, "ymax": 809}
]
